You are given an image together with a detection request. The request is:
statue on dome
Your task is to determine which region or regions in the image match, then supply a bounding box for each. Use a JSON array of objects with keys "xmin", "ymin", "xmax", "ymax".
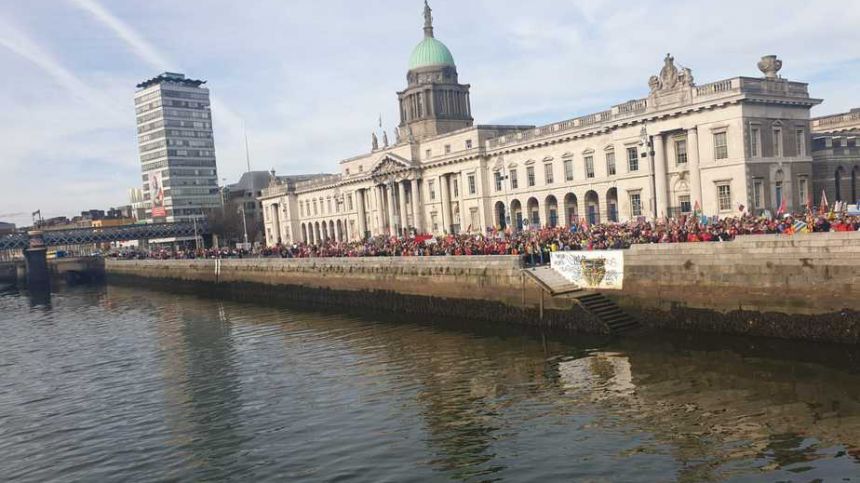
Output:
[
  {"xmin": 371, "ymin": 132, "xmax": 379, "ymax": 151},
  {"xmin": 423, "ymin": 0, "xmax": 434, "ymax": 37}
]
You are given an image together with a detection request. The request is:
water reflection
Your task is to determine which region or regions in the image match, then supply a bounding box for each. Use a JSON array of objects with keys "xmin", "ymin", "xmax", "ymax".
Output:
[{"xmin": 0, "ymin": 284, "xmax": 858, "ymax": 482}]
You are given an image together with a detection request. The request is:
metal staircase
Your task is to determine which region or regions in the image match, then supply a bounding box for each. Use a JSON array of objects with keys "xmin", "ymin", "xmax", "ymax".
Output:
[{"xmin": 521, "ymin": 266, "xmax": 639, "ymax": 335}]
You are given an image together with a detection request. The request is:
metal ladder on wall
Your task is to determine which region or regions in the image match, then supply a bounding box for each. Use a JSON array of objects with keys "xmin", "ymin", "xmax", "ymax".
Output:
[{"xmin": 521, "ymin": 266, "xmax": 640, "ymax": 335}]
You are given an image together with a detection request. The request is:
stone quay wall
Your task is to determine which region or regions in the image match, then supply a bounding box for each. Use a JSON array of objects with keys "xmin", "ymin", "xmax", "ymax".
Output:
[
  {"xmin": 618, "ymin": 231, "xmax": 860, "ymax": 341},
  {"xmin": 105, "ymin": 231, "xmax": 860, "ymax": 342},
  {"xmin": 105, "ymin": 256, "xmax": 606, "ymax": 334}
]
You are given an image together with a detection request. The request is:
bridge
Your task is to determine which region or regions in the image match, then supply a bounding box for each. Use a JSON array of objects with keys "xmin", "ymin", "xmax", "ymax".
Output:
[{"xmin": 0, "ymin": 221, "xmax": 209, "ymax": 251}]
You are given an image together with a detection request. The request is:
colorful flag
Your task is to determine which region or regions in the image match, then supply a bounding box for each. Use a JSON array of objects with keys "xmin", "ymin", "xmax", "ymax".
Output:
[
  {"xmin": 819, "ymin": 190, "xmax": 829, "ymax": 215},
  {"xmin": 693, "ymin": 200, "xmax": 702, "ymax": 215},
  {"xmin": 792, "ymin": 220, "xmax": 807, "ymax": 233},
  {"xmin": 776, "ymin": 197, "xmax": 787, "ymax": 217}
]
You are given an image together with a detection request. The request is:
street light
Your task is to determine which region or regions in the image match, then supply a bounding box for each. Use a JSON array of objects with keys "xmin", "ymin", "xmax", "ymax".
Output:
[
  {"xmin": 238, "ymin": 203, "xmax": 249, "ymax": 248},
  {"xmin": 493, "ymin": 156, "xmax": 511, "ymax": 231},
  {"xmin": 639, "ymin": 124, "xmax": 658, "ymax": 220}
]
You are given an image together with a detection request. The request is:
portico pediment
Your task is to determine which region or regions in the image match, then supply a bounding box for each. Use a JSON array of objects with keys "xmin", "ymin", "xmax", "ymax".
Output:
[{"xmin": 370, "ymin": 153, "xmax": 415, "ymax": 177}]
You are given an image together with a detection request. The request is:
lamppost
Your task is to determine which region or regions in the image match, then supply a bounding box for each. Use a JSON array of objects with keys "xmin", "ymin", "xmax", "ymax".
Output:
[
  {"xmin": 494, "ymin": 156, "xmax": 511, "ymax": 231},
  {"xmin": 238, "ymin": 203, "xmax": 249, "ymax": 247},
  {"xmin": 639, "ymin": 124, "xmax": 657, "ymax": 220}
]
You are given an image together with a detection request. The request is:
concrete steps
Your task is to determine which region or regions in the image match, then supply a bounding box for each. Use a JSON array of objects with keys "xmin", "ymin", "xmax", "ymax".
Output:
[
  {"xmin": 574, "ymin": 292, "xmax": 640, "ymax": 334},
  {"xmin": 521, "ymin": 266, "xmax": 640, "ymax": 335}
]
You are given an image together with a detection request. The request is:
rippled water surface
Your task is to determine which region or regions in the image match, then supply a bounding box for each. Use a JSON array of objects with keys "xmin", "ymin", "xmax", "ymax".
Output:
[{"xmin": 2, "ymin": 284, "xmax": 860, "ymax": 482}]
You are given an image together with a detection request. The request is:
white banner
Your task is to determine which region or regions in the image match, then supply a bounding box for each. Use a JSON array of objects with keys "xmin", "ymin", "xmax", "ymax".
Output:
[{"xmin": 550, "ymin": 250, "xmax": 624, "ymax": 290}]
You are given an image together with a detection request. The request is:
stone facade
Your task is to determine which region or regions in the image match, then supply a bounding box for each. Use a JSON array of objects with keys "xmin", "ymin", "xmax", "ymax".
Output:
[
  {"xmin": 811, "ymin": 109, "xmax": 860, "ymax": 205},
  {"xmin": 259, "ymin": 3, "xmax": 824, "ymax": 246}
]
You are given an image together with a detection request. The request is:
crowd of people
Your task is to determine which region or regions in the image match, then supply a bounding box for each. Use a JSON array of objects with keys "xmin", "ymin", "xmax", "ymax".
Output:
[{"xmin": 109, "ymin": 211, "xmax": 859, "ymax": 262}]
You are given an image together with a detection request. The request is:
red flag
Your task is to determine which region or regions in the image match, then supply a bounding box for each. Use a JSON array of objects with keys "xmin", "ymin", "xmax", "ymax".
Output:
[{"xmin": 776, "ymin": 197, "xmax": 787, "ymax": 217}]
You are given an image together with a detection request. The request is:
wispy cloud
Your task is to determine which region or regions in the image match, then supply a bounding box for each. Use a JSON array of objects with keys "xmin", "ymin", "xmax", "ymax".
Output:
[
  {"xmin": 1, "ymin": 0, "xmax": 859, "ymax": 228},
  {"xmin": 68, "ymin": 0, "xmax": 175, "ymax": 71}
]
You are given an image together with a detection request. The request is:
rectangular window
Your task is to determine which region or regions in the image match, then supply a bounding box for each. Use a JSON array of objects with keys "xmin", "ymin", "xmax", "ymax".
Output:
[
  {"xmin": 527, "ymin": 166, "xmax": 536, "ymax": 187},
  {"xmin": 627, "ymin": 147, "xmax": 639, "ymax": 172},
  {"xmin": 775, "ymin": 181, "xmax": 783, "ymax": 207},
  {"xmin": 494, "ymin": 171, "xmax": 503, "ymax": 191},
  {"xmin": 753, "ymin": 180, "xmax": 763, "ymax": 208},
  {"xmin": 563, "ymin": 159, "xmax": 574, "ymax": 181},
  {"xmin": 584, "ymin": 156, "xmax": 595, "ymax": 178},
  {"xmin": 714, "ymin": 132, "xmax": 728, "ymax": 160},
  {"xmin": 798, "ymin": 177, "xmax": 808, "ymax": 206},
  {"xmin": 606, "ymin": 152, "xmax": 616, "ymax": 176},
  {"xmin": 750, "ymin": 127, "xmax": 760, "ymax": 157},
  {"xmin": 465, "ymin": 139, "xmax": 473, "ymax": 149},
  {"xmin": 630, "ymin": 193, "xmax": 642, "ymax": 216},
  {"xmin": 544, "ymin": 163, "xmax": 554, "ymax": 184},
  {"xmin": 772, "ymin": 128, "xmax": 782, "ymax": 157},
  {"xmin": 717, "ymin": 184, "xmax": 732, "ymax": 211},
  {"xmin": 428, "ymin": 180, "xmax": 436, "ymax": 200},
  {"xmin": 679, "ymin": 195, "xmax": 691, "ymax": 214},
  {"xmin": 444, "ymin": 144, "xmax": 451, "ymax": 154},
  {"xmin": 425, "ymin": 149, "xmax": 431, "ymax": 159},
  {"xmin": 795, "ymin": 129, "xmax": 805, "ymax": 156},
  {"xmin": 675, "ymin": 139, "xmax": 687, "ymax": 165},
  {"xmin": 347, "ymin": 194, "xmax": 353, "ymax": 211},
  {"xmin": 467, "ymin": 173, "xmax": 476, "ymax": 195},
  {"xmin": 431, "ymin": 213, "xmax": 439, "ymax": 232},
  {"xmin": 510, "ymin": 169, "xmax": 518, "ymax": 189}
]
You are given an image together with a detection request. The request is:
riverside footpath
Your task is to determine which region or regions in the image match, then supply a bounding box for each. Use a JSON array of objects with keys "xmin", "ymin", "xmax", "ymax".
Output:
[{"xmin": 106, "ymin": 231, "xmax": 860, "ymax": 343}]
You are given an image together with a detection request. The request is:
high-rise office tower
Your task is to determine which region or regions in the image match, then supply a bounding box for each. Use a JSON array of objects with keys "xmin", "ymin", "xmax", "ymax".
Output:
[{"xmin": 134, "ymin": 72, "xmax": 221, "ymax": 222}]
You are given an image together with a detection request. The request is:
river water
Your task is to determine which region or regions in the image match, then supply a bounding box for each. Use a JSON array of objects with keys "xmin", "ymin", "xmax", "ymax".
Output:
[{"xmin": 1, "ymin": 284, "xmax": 859, "ymax": 482}]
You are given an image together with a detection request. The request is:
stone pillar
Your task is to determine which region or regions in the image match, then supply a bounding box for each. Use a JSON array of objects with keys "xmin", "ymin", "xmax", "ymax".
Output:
[
  {"xmin": 397, "ymin": 180, "xmax": 408, "ymax": 236},
  {"xmin": 356, "ymin": 189, "xmax": 367, "ymax": 240},
  {"xmin": 374, "ymin": 185, "xmax": 385, "ymax": 235},
  {"xmin": 687, "ymin": 127, "xmax": 703, "ymax": 210},
  {"xmin": 270, "ymin": 203, "xmax": 281, "ymax": 245},
  {"xmin": 411, "ymin": 178, "xmax": 422, "ymax": 233},
  {"xmin": 440, "ymin": 174, "xmax": 453, "ymax": 233},
  {"xmin": 387, "ymin": 183, "xmax": 397, "ymax": 236},
  {"xmin": 24, "ymin": 230, "xmax": 49, "ymax": 289},
  {"xmin": 652, "ymin": 133, "xmax": 668, "ymax": 219}
]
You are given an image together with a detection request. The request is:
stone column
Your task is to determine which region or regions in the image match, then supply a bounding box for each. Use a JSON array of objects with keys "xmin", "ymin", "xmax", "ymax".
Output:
[
  {"xmin": 374, "ymin": 185, "xmax": 385, "ymax": 236},
  {"xmin": 652, "ymin": 133, "xmax": 668, "ymax": 219},
  {"xmin": 440, "ymin": 174, "xmax": 453, "ymax": 234},
  {"xmin": 411, "ymin": 178, "xmax": 422, "ymax": 232},
  {"xmin": 356, "ymin": 189, "xmax": 367, "ymax": 240},
  {"xmin": 387, "ymin": 183, "xmax": 397, "ymax": 236},
  {"xmin": 687, "ymin": 127, "xmax": 703, "ymax": 210},
  {"xmin": 397, "ymin": 180, "xmax": 408, "ymax": 236}
]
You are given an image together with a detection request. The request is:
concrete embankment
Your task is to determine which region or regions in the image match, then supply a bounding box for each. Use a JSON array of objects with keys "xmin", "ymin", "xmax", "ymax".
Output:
[
  {"xmin": 105, "ymin": 256, "xmax": 608, "ymax": 334},
  {"xmin": 105, "ymin": 231, "xmax": 860, "ymax": 343}
]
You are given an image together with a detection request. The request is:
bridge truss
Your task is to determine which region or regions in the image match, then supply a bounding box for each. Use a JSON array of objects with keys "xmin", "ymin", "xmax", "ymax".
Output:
[{"xmin": 0, "ymin": 222, "xmax": 210, "ymax": 251}]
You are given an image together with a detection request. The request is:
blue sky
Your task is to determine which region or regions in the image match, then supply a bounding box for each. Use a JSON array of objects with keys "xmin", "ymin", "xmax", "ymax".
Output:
[{"xmin": 1, "ymin": 0, "xmax": 858, "ymax": 227}]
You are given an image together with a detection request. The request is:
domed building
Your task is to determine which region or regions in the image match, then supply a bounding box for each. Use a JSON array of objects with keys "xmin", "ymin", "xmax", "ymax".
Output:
[
  {"xmin": 260, "ymin": 2, "xmax": 822, "ymax": 247},
  {"xmin": 397, "ymin": 1, "xmax": 473, "ymax": 140}
]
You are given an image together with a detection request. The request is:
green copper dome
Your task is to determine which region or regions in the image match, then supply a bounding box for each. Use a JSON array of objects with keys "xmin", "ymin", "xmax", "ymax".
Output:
[{"xmin": 408, "ymin": 36, "xmax": 455, "ymax": 70}]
